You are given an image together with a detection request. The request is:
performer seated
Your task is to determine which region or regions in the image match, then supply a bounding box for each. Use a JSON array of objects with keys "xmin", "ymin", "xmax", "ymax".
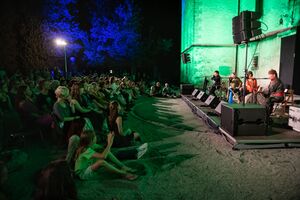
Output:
[
  {"xmin": 245, "ymin": 71, "xmax": 258, "ymax": 103},
  {"xmin": 228, "ymin": 72, "xmax": 242, "ymax": 103},
  {"xmin": 209, "ymin": 70, "xmax": 221, "ymax": 96},
  {"xmin": 260, "ymin": 69, "xmax": 284, "ymax": 118}
]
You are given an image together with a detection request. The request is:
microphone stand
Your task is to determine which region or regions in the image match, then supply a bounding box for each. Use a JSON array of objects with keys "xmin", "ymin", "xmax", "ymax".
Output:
[{"xmin": 242, "ymin": 42, "xmax": 249, "ymax": 106}]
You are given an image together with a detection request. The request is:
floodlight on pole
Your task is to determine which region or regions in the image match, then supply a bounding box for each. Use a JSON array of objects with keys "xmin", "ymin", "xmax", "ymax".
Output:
[
  {"xmin": 55, "ymin": 38, "xmax": 68, "ymax": 79},
  {"xmin": 55, "ymin": 38, "xmax": 67, "ymax": 46}
]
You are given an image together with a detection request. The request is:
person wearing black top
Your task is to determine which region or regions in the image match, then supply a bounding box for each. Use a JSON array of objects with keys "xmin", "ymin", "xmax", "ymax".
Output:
[
  {"xmin": 261, "ymin": 69, "xmax": 284, "ymax": 118},
  {"xmin": 209, "ymin": 71, "xmax": 221, "ymax": 96}
]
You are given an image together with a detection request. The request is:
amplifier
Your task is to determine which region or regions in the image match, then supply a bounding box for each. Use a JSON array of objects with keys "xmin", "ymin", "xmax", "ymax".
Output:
[
  {"xmin": 288, "ymin": 105, "xmax": 300, "ymax": 132},
  {"xmin": 197, "ymin": 91, "xmax": 208, "ymax": 102},
  {"xmin": 221, "ymin": 104, "xmax": 267, "ymax": 136},
  {"xmin": 205, "ymin": 95, "xmax": 220, "ymax": 109},
  {"xmin": 180, "ymin": 84, "xmax": 194, "ymax": 95}
]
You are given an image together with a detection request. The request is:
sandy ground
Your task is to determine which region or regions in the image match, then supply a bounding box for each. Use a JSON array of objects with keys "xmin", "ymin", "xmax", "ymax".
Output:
[{"xmin": 5, "ymin": 97, "xmax": 300, "ymax": 200}]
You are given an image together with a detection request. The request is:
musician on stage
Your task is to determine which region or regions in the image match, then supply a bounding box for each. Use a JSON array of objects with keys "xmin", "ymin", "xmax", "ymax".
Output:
[
  {"xmin": 209, "ymin": 70, "xmax": 221, "ymax": 96},
  {"xmin": 261, "ymin": 69, "xmax": 284, "ymax": 118},
  {"xmin": 229, "ymin": 72, "xmax": 242, "ymax": 89},
  {"xmin": 228, "ymin": 72, "xmax": 242, "ymax": 103},
  {"xmin": 245, "ymin": 71, "xmax": 258, "ymax": 103}
]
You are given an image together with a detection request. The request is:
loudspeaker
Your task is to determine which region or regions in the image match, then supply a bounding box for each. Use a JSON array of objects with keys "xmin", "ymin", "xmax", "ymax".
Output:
[
  {"xmin": 215, "ymin": 101, "xmax": 227, "ymax": 114},
  {"xmin": 181, "ymin": 53, "xmax": 191, "ymax": 64},
  {"xmin": 191, "ymin": 89, "xmax": 200, "ymax": 97},
  {"xmin": 196, "ymin": 91, "xmax": 208, "ymax": 102},
  {"xmin": 180, "ymin": 84, "xmax": 194, "ymax": 95},
  {"xmin": 205, "ymin": 95, "xmax": 220, "ymax": 109},
  {"xmin": 221, "ymin": 104, "xmax": 267, "ymax": 136},
  {"xmin": 232, "ymin": 11, "xmax": 261, "ymax": 44}
]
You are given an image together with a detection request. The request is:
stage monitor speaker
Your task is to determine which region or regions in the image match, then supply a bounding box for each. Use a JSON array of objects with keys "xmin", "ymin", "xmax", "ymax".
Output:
[
  {"xmin": 221, "ymin": 104, "xmax": 267, "ymax": 136},
  {"xmin": 196, "ymin": 91, "xmax": 208, "ymax": 102},
  {"xmin": 180, "ymin": 84, "xmax": 194, "ymax": 95},
  {"xmin": 205, "ymin": 95, "xmax": 220, "ymax": 109},
  {"xmin": 215, "ymin": 101, "xmax": 227, "ymax": 115},
  {"xmin": 191, "ymin": 89, "xmax": 200, "ymax": 97}
]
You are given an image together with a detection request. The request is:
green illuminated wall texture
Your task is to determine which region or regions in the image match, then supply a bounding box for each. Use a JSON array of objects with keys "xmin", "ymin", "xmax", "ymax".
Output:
[{"xmin": 181, "ymin": 0, "xmax": 300, "ymax": 87}]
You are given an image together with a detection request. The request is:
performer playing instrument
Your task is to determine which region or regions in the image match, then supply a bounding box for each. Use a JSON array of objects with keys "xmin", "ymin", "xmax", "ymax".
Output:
[
  {"xmin": 245, "ymin": 71, "xmax": 258, "ymax": 103},
  {"xmin": 228, "ymin": 72, "xmax": 242, "ymax": 103},
  {"xmin": 209, "ymin": 71, "xmax": 221, "ymax": 96},
  {"xmin": 260, "ymin": 69, "xmax": 284, "ymax": 118}
]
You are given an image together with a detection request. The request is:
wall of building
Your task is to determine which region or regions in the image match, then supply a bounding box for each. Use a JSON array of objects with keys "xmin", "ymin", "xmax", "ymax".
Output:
[{"xmin": 181, "ymin": 0, "xmax": 300, "ymax": 88}]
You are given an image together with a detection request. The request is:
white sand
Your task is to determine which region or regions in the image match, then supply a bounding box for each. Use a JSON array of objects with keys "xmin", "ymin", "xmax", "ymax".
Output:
[{"xmin": 77, "ymin": 97, "xmax": 300, "ymax": 200}]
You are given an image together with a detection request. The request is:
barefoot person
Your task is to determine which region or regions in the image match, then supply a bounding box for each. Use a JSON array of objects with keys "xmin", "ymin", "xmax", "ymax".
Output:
[{"xmin": 75, "ymin": 130, "xmax": 137, "ymax": 180}]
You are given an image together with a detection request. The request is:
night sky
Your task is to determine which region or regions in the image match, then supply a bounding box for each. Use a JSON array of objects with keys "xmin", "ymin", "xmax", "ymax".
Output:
[{"xmin": 0, "ymin": 0, "xmax": 181, "ymax": 83}]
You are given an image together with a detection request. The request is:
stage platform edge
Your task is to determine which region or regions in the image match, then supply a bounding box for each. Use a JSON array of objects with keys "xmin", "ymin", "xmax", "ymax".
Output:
[{"xmin": 181, "ymin": 95, "xmax": 300, "ymax": 150}]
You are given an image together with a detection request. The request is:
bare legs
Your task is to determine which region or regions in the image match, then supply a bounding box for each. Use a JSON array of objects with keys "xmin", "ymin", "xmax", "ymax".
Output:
[{"xmin": 90, "ymin": 152, "xmax": 137, "ymax": 180}]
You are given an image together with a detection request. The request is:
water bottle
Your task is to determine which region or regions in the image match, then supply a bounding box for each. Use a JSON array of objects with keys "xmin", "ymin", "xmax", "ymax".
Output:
[{"xmin": 228, "ymin": 89, "xmax": 234, "ymax": 104}]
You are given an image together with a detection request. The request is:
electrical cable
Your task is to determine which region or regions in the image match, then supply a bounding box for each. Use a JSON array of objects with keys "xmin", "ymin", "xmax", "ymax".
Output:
[{"xmin": 260, "ymin": 21, "xmax": 269, "ymax": 32}]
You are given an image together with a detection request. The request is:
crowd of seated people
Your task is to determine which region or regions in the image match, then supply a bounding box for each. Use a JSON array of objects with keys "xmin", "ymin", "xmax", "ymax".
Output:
[
  {"xmin": 0, "ymin": 68, "xmax": 153, "ymax": 192},
  {"xmin": 150, "ymin": 81, "xmax": 179, "ymax": 98}
]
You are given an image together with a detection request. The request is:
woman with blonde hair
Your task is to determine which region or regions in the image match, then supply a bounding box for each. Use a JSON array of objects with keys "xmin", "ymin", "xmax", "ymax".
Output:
[{"xmin": 53, "ymin": 86, "xmax": 80, "ymax": 134}]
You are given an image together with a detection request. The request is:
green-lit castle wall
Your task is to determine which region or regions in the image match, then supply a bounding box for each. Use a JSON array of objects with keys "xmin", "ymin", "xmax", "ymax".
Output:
[{"xmin": 181, "ymin": 0, "xmax": 300, "ymax": 87}]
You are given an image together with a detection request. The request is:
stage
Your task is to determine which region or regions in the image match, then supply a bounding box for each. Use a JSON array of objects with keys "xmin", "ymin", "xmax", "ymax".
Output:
[{"xmin": 181, "ymin": 95, "xmax": 300, "ymax": 150}]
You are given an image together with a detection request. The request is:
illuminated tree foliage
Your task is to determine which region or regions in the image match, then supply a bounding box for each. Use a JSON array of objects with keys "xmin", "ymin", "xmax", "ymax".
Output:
[{"xmin": 44, "ymin": 0, "xmax": 140, "ymax": 67}]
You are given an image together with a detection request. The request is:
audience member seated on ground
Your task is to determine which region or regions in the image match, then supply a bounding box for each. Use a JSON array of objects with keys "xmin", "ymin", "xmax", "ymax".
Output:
[
  {"xmin": 48, "ymin": 80, "xmax": 60, "ymax": 103},
  {"xmin": 245, "ymin": 71, "xmax": 258, "ymax": 103},
  {"xmin": 108, "ymin": 101, "xmax": 141, "ymax": 148},
  {"xmin": 75, "ymin": 130, "xmax": 138, "ymax": 180},
  {"xmin": 70, "ymin": 82, "xmax": 103, "ymax": 133},
  {"xmin": 53, "ymin": 86, "xmax": 81, "ymax": 134},
  {"xmin": 209, "ymin": 70, "xmax": 221, "ymax": 96},
  {"xmin": 87, "ymin": 82, "xmax": 108, "ymax": 111},
  {"xmin": 66, "ymin": 118, "xmax": 148, "ymax": 166},
  {"xmin": 260, "ymin": 69, "xmax": 284, "ymax": 118},
  {"xmin": 34, "ymin": 160, "xmax": 77, "ymax": 200},
  {"xmin": 0, "ymin": 82, "xmax": 13, "ymax": 114},
  {"xmin": 162, "ymin": 83, "xmax": 178, "ymax": 98},
  {"xmin": 0, "ymin": 161, "xmax": 8, "ymax": 200},
  {"xmin": 150, "ymin": 82, "xmax": 162, "ymax": 97},
  {"xmin": 1, "ymin": 81, "xmax": 24, "ymax": 136},
  {"xmin": 15, "ymin": 85, "xmax": 53, "ymax": 129},
  {"xmin": 36, "ymin": 80, "xmax": 53, "ymax": 113}
]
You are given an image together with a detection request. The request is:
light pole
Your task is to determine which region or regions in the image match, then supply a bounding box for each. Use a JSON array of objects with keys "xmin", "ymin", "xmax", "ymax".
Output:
[{"xmin": 55, "ymin": 38, "xmax": 68, "ymax": 79}]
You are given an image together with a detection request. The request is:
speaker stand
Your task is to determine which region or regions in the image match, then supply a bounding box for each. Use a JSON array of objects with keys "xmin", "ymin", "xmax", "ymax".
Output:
[{"xmin": 242, "ymin": 42, "xmax": 249, "ymax": 106}]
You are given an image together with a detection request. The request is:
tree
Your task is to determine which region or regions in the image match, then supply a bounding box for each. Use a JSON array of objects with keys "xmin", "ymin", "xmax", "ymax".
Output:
[{"xmin": 43, "ymin": 0, "xmax": 141, "ymax": 70}]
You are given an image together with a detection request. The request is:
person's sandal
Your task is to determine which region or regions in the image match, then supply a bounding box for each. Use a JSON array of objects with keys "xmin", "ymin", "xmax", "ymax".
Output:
[{"xmin": 124, "ymin": 173, "xmax": 138, "ymax": 181}]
